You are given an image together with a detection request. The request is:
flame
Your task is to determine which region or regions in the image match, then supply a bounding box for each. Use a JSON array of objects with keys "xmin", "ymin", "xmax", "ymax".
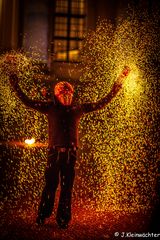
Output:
[{"xmin": 24, "ymin": 138, "xmax": 35, "ymax": 145}]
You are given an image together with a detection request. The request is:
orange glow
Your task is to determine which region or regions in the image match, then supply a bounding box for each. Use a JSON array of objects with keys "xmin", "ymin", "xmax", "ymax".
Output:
[
  {"xmin": 54, "ymin": 82, "xmax": 74, "ymax": 96},
  {"xmin": 54, "ymin": 81, "xmax": 74, "ymax": 106}
]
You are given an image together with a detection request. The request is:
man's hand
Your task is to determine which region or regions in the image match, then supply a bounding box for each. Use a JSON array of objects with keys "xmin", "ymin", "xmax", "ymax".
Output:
[
  {"xmin": 116, "ymin": 66, "xmax": 131, "ymax": 85},
  {"xmin": 1, "ymin": 53, "xmax": 19, "ymax": 76},
  {"xmin": 121, "ymin": 66, "xmax": 131, "ymax": 77},
  {"xmin": 111, "ymin": 66, "xmax": 131, "ymax": 95},
  {"xmin": 4, "ymin": 54, "xmax": 17, "ymax": 64}
]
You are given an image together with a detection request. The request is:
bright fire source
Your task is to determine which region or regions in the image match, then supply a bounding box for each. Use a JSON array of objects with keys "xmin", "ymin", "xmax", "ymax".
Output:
[{"xmin": 25, "ymin": 138, "xmax": 35, "ymax": 145}]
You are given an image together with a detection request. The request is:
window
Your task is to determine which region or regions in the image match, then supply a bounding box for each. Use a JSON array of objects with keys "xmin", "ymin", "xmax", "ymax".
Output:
[{"xmin": 51, "ymin": 0, "xmax": 86, "ymax": 62}]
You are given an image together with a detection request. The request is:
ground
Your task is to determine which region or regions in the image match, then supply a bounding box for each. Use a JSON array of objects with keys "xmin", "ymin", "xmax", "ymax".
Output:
[{"xmin": 0, "ymin": 201, "xmax": 157, "ymax": 240}]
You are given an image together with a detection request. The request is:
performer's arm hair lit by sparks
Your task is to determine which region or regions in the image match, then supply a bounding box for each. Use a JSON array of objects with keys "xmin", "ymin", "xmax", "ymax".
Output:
[{"xmin": 9, "ymin": 74, "xmax": 52, "ymax": 114}]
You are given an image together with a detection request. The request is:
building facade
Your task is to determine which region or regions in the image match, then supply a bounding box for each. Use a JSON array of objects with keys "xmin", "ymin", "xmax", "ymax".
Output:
[{"xmin": 0, "ymin": 0, "xmax": 158, "ymax": 80}]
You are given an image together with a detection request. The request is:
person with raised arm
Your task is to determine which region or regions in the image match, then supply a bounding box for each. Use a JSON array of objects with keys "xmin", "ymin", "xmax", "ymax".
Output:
[{"xmin": 4, "ymin": 54, "xmax": 130, "ymax": 228}]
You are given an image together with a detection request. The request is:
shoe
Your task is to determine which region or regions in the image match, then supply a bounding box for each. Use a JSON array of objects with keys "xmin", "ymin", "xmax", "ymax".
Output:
[{"xmin": 36, "ymin": 216, "xmax": 45, "ymax": 225}]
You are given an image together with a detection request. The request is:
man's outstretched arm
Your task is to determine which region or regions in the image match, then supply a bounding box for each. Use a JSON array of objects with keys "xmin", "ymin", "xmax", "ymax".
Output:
[
  {"xmin": 10, "ymin": 74, "xmax": 52, "ymax": 114},
  {"xmin": 81, "ymin": 66, "xmax": 131, "ymax": 113}
]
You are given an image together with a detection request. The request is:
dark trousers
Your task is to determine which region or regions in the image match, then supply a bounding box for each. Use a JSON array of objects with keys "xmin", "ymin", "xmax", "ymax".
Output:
[{"xmin": 38, "ymin": 148, "xmax": 76, "ymax": 224}]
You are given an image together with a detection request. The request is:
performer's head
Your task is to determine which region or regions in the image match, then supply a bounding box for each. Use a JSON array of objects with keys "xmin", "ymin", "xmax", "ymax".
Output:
[{"xmin": 54, "ymin": 81, "xmax": 74, "ymax": 106}]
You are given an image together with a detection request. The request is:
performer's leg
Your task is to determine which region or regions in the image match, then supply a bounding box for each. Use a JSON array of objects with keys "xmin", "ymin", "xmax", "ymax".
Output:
[
  {"xmin": 37, "ymin": 149, "xmax": 60, "ymax": 224},
  {"xmin": 56, "ymin": 150, "xmax": 76, "ymax": 228}
]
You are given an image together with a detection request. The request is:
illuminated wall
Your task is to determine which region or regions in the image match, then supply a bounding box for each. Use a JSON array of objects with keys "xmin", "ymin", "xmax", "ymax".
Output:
[
  {"xmin": 22, "ymin": 0, "xmax": 49, "ymax": 62},
  {"xmin": 0, "ymin": 0, "xmax": 19, "ymax": 52}
]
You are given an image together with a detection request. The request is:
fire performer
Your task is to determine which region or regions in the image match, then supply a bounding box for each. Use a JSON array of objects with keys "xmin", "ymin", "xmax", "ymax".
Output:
[{"xmin": 4, "ymin": 55, "xmax": 130, "ymax": 228}]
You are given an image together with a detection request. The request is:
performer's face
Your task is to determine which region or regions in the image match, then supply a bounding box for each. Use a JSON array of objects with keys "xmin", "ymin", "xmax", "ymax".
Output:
[
  {"xmin": 54, "ymin": 82, "xmax": 74, "ymax": 106},
  {"xmin": 56, "ymin": 90, "xmax": 73, "ymax": 106}
]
